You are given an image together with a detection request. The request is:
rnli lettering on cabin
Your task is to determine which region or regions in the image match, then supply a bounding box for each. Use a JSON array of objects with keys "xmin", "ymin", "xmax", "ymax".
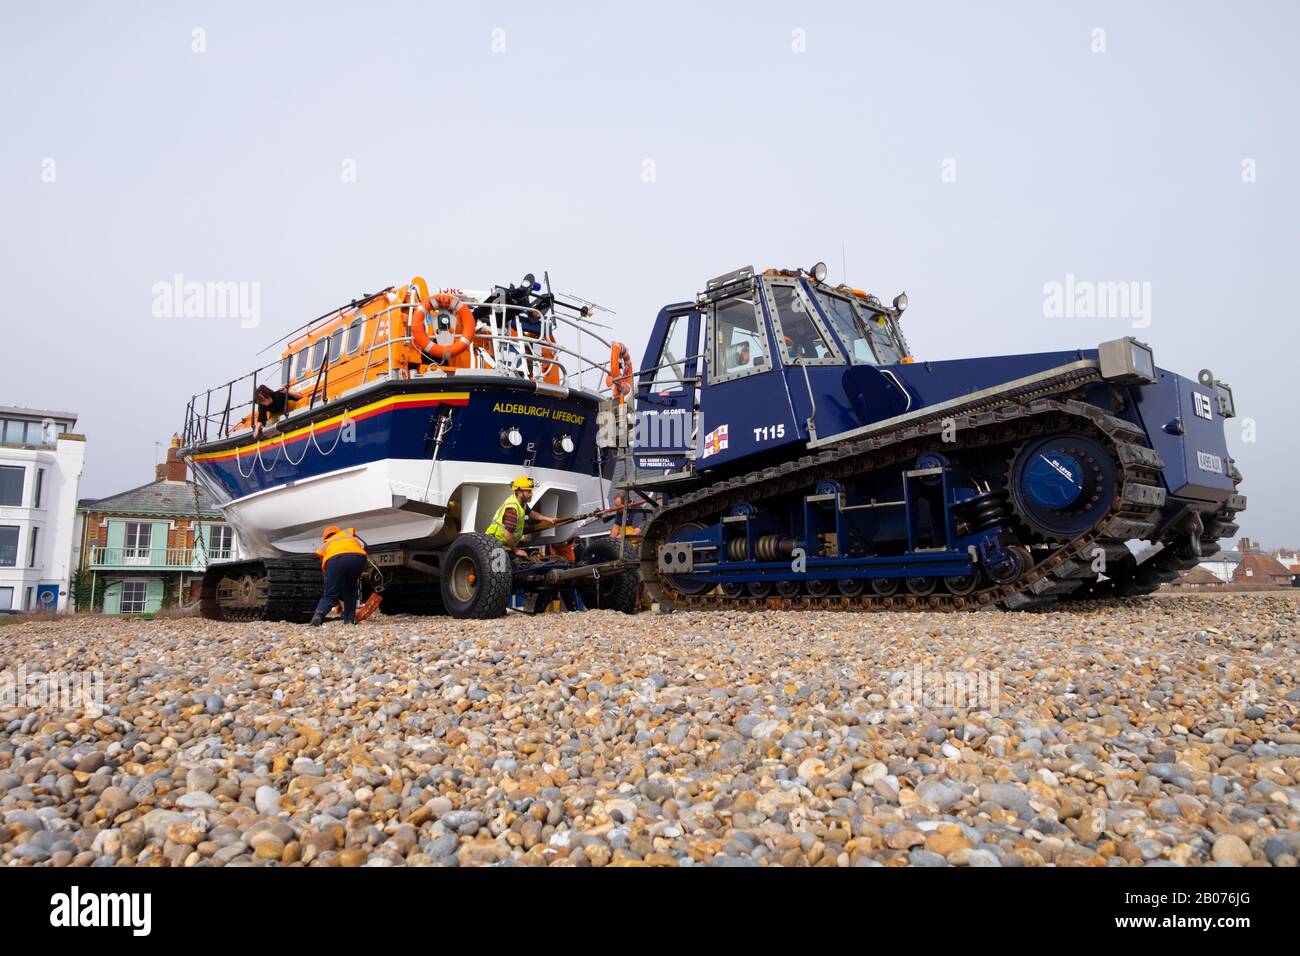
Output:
[{"xmin": 491, "ymin": 402, "xmax": 585, "ymax": 425}]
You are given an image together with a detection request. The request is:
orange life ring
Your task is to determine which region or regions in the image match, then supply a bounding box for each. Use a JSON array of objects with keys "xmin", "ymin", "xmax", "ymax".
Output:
[
  {"xmin": 413, "ymin": 293, "xmax": 477, "ymax": 361},
  {"xmin": 606, "ymin": 341, "xmax": 634, "ymax": 399}
]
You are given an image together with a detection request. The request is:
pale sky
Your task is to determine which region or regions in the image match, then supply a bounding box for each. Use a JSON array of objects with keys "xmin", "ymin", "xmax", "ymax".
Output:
[{"xmin": 2, "ymin": 1, "xmax": 1297, "ymax": 544}]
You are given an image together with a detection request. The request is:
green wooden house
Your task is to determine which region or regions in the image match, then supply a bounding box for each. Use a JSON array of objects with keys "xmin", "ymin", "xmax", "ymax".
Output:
[{"xmin": 75, "ymin": 441, "xmax": 238, "ymax": 613}]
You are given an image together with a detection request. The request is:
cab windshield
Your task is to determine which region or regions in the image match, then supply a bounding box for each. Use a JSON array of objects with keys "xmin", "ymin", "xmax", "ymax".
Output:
[{"xmin": 814, "ymin": 292, "xmax": 905, "ymax": 365}]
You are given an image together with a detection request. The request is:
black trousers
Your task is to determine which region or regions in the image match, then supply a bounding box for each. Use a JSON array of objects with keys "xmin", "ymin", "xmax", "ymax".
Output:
[{"xmin": 314, "ymin": 553, "xmax": 366, "ymax": 621}]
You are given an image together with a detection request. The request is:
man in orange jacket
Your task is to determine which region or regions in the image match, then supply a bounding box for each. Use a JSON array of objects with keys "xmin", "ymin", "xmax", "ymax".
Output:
[{"xmin": 310, "ymin": 525, "xmax": 368, "ymax": 626}]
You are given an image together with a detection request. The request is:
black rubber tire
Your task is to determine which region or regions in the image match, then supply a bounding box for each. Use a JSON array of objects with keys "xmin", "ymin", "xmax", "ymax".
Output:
[
  {"xmin": 440, "ymin": 533, "xmax": 513, "ymax": 619},
  {"xmin": 575, "ymin": 538, "xmax": 642, "ymax": 614}
]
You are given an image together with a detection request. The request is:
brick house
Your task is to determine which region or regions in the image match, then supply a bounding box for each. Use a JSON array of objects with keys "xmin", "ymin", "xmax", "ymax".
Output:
[
  {"xmin": 75, "ymin": 437, "xmax": 239, "ymax": 614},
  {"xmin": 1231, "ymin": 551, "xmax": 1293, "ymax": 588}
]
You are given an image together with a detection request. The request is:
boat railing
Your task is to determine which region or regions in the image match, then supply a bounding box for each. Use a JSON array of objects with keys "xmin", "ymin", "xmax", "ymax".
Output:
[{"xmin": 181, "ymin": 296, "xmax": 628, "ymax": 447}]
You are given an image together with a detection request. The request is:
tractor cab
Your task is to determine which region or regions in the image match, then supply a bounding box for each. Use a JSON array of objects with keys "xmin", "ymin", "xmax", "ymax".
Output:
[{"xmin": 634, "ymin": 264, "xmax": 911, "ymax": 480}]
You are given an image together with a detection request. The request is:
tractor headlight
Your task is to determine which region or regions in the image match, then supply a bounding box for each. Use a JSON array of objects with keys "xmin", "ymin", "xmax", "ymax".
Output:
[
  {"xmin": 500, "ymin": 426, "xmax": 523, "ymax": 448},
  {"xmin": 893, "ymin": 291, "xmax": 908, "ymax": 314},
  {"xmin": 1214, "ymin": 381, "xmax": 1236, "ymax": 418},
  {"xmin": 1098, "ymin": 337, "xmax": 1156, "ymax": 385},
  {"xmin": 553, "ymin": 435, "xmax": 575, "ymax": 456},
  {"xmin": 809, "ymin": 261, "xmax": 828, "ymax": 283}
]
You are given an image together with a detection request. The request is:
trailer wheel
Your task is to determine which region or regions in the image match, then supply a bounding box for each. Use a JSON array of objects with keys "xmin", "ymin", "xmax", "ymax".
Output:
[
  {"xmin": 576, "ymin": 538, "xmax": 641, "ymax": 614},
  {"xmin": 441, "ymin": 533, "xmax": 512, "ymax": 619}
]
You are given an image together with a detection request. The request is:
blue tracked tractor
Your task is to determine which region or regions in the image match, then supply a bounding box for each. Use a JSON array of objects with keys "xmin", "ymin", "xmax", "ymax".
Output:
[{"xmin": 630, "ymin": 264, "xmax": 1246, "ymax": 611}]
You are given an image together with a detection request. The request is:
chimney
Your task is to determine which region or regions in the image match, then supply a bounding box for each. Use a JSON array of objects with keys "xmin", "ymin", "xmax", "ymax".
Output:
[{"xmin": 156, "ymin": 434, "xmax": 187, "ymax": 482}]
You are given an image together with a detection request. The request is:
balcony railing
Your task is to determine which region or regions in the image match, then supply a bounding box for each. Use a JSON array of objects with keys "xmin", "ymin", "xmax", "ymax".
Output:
[{"xmin": 88, "ymin": 546, "xmax": 234, "ymax": 570}]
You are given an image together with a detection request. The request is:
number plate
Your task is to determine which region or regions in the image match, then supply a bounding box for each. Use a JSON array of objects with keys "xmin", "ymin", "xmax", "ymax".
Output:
[{"xmin": 1196, "ymin": 450, "xmax": 1224, "ymax": 474}]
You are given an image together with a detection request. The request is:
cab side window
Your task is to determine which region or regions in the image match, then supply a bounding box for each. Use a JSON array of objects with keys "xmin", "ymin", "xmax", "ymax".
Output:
[
  {"xmin": 710, "ymin": 296, "xmax": 768, "ymax": 381},
  {"xmin": 650, "ymin": 315, "xmax": 691, "ymax": 393},
  {"xmin": 816, "ymin": 292, "xmax": 878, "ymax": 364},
  {"xmin": 766, "ymin": 282, "xmax": 839, "ymax": 363}
]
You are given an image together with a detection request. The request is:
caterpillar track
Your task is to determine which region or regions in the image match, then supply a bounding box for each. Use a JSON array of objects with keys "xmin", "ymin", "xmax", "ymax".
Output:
[
  {"xmin": 640, "ymin": 381, "xmax": 1244, "ymax": 613},
  {"xmin": 199, "ymin": 556, "xmax": 324, "ymax": 623}
]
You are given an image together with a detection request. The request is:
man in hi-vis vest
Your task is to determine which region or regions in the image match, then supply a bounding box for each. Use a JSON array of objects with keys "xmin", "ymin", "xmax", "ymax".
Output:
[
  {"xmin": 310, "ymin": 525, "xmax": 368, "ymax": 625},
  {"xmin": 487, "ymin": 476, "xmax": 559, "ymax": 557}
]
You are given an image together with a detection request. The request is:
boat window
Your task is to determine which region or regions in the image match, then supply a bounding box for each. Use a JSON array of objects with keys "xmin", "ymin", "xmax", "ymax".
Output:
[
  {"xmin": 650, "ymin": 315, "xmax": 691, "ymax": 393},
  {"xmin": 281, "ymin": 357, "xmax": 291, "ymax": 386},
  {"xmin": 294, "ymin": 347, "xmax": 310, "ymax": 381},
  {"xmin": 815, "ymin": 292, "xmax": 877, "ymax": 365},
  {"xmin": 309, "ymin": 339, "xmax": 327, "ymax": 372},
  {"xmin": 709, "ymin": 295, "xmax": 768, "ymax": 382},
  {"xmin": 328, "ymin": 329, "xmax": 343, "ymax": 364},
  {"xmin": 345, "ymin": 315, "xmax": 364, "ymax": 354},
  {"xmin": 766, "ymin": 282, "xmax": 840, "ymax": 364}
]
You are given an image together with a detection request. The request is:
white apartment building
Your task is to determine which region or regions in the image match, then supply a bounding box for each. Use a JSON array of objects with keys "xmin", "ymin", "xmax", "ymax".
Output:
[{"xmin": 0, "ymin": 406, "xmax": 85, "ymax": 612}]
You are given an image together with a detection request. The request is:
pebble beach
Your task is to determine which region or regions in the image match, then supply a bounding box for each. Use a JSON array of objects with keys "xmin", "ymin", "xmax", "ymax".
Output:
[{"xmin": 2, "ymin": 592, "xmax": 1297, "ymax": 867}]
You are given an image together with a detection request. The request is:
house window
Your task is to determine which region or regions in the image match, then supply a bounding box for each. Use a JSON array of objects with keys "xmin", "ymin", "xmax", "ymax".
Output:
[
  {"xmin": 120, "ymin": 581, "xmax": 148, "ymax": 614},
  {"xmin": 2, "ymin": 420, "xmax": 26, "ymax": 444},
  {"xmin": 28, "ymin": 527, "xmax": 39, "ymax": 568},
  {"xmin": 0, "ymin": 465, "xmax": 23, "ymax": 506},
  {"xmin": 0, "ymin": 526, "xmax": 17, "ymax": 566},
  {"xmin": 0, "ymin": 587, "xmax": 13, "ymax": 611},
  {"xmin": 124, "ymin": 522, "xmax": 153, "ymax": 563},
  {"xmin": 208, "ymin": 524, "xmax": 234, "ymax": 559},
  {"xmin": 34, "ymin": 468, "xmax": 44, "ymax": 508},
  {"xmin": 24, "ymin": 587, "xmax": 33, "ymax": 610}
]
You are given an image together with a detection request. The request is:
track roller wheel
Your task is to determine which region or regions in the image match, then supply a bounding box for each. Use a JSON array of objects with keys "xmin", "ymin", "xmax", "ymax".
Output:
[
  {"xmin": 719, "ymin": 582, "xmax": 745, "ymax": 599},
  {"xmin": 775, "ymin": 581, "xmax": 801, "ymax": 598},
  {"xmin": 662, "ymin": 522, "xmax": 712, "ymax": 596},
  {"xmin": 987, "ymin": 544, "xmax": 1033, "ymax": 585},
  {"xmin": 806, "ymin": 580, "xmax": 832, "ymax": 598},
  {"xmin": 747, "ymin": 581, "xmax": 772, "ymax": 598},
  {"xmin": 944, "ymin": 570, "xmax": 983, "ymax": 596},
  {"xmin": 871, "ymin": 578, "xmax": 900, "ymax": 596},
  {"xmin": 836, "ymin": 579, "xmax": 864, "ymax": 596},
  {"xmin": 905, "ymin": 577, "xmax": 937, "ymax": 596}
]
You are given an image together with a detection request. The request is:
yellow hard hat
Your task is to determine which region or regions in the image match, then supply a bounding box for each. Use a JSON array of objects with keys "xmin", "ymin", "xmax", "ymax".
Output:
[
  {"xmin": 511, "ymin": 476, "xmax": 535, "ymax": 492},
  {"xmin": 323, "ymin": 525, "xmax": 341, "ymax": 539}
]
